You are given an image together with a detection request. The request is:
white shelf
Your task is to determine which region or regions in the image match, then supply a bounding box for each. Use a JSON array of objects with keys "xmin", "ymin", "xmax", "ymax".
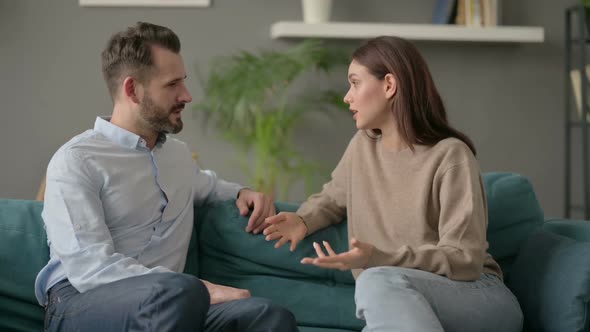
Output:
[{"xmin": 271, "ymin": 22, "xmax": 545, "ymax": 43}]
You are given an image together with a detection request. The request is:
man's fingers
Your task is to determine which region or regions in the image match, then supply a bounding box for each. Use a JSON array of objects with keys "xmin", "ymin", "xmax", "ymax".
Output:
[
  {"xmin": 269, "ymin": 202, "xmax": 277, "ymax": 217},
  {"xmin": 253, "ymin": 222, "xmax": 269, "ymax": 235},
  {"xmin": 266, "ymin": 200, "xmax": 276, "ymax": 221},
  {"xmin": 235, "ymin": 198, "xmax": 249, "ymax": 216},
  {"xmin": 253, "ymin": 199, "xmax": 273, "ymax": 234},
  {"xmin": 246, "ymin": 198, "xmax": 265, "ymax": 232}
]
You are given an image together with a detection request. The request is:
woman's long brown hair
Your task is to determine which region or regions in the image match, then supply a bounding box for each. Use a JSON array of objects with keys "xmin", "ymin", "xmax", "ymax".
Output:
[{"xmin": 352, "ymin": 36, "xmax": 476, "ymax": 156}]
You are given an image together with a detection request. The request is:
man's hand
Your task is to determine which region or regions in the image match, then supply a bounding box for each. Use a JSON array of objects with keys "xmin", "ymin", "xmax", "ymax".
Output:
[
  {"xmin": 300, "ymin": 238, "xmax": 374, "ymax": 271},
  {"xmin": 263, "ymin": 212, "xmax": 308, "ymax": 252},
  {"xmin": 201, "ymin": 279, "xmax": 251, "ymax": 305},
  {"xmin": 236, "ymin": 189, "xmax": 276, "ymax": 234}
]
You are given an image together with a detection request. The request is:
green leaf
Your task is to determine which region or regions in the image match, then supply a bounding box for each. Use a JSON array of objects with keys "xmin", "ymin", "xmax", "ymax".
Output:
[{"xmin": 193, "ymin": 39, "xmax": 349, "ymax": 200}]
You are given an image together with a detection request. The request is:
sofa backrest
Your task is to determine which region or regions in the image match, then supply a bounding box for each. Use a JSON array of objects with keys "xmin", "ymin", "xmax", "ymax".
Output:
[
  {"xmin": 193, "ymin": 172, "xmax": 545, "ymax": 330},
  {"xmin": 195, "ymin": 199, "xmax": 362, "ymax": 330},
  {"xmin": 0, "ymin": 172, "xmax": 544, "ymax": 331},
  {"xmin": 483, "ymin": 172, "xmax": 544, "ymax": 276},
  {"xmin": 0, "ymin": 199, "xmax": 47, "ymax": 332}
]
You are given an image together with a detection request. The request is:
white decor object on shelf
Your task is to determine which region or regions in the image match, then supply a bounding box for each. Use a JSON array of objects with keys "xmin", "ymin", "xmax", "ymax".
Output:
[
  {"xmin": 270, "ymin": 21, "xmax": 545, "ymax": 43},
  {"xmin": 302, "ymin": 0, "xmax": 333, "ymax": 23}
]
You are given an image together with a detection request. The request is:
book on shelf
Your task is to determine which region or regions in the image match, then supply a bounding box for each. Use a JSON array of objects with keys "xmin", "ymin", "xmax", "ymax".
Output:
[
  {"xmin": 570, "ymin": 65, "xmax": 590, "ymax": 122},
  {"xmin": 453, "ymin": 0, "xmax": 501, "ymax": 27},
  {"xmin": 432, "ymin": 0, "xmax": 458, "ymax": 24}
]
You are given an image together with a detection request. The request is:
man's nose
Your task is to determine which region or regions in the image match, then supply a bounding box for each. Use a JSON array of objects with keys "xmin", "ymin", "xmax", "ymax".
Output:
[{"xmin": 180, "ymin": 85, "xmax": 192, "ymax": 103}]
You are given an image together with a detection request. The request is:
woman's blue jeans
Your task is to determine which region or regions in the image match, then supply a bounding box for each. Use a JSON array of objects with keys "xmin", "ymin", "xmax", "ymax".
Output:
[{"xmin": 355, "ymin": 266, "xmax": 523, "ymax": 332}]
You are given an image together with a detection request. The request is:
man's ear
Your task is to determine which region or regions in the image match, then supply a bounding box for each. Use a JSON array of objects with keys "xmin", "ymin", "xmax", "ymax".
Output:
[
  {"xmin": 122, "ymin": 77, "xmax": 141, "ymax": 104},
  {"xmin": 384, "ymin": 73, "xmax": 397, "ymax": 99}
]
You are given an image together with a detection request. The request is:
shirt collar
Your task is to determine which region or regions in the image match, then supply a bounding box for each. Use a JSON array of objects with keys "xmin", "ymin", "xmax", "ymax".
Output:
[{"xmin": 94, "ymin": 116, "xmax": 167, "ymax": 149}]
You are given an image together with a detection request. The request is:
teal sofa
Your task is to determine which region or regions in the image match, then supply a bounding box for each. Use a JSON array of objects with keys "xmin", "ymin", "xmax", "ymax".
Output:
[{"xmin": 1, "ymin": 172, "xmax": 590, "ymax": 332}]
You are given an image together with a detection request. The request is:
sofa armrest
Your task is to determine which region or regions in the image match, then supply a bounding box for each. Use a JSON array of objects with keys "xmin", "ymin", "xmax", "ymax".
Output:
[
  {"xmin": 543, "ymin": 219, "xmax": 590, "ymax": 242},
  {"xmin": 507, "ymin": 219, "xmax": 590, "ymax": 332}
]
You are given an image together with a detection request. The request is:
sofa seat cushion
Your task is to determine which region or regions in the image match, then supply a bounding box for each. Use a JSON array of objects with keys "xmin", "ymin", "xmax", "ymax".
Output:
[
  {"xmin": 196, "ymin": 200, "xmax": 364, "ymax": 331},
  {"xmin": 0, "ymin": 199, "xmax": 47, "ymax": 332},
  {"xmin": 508, "ymin": 229, "xmax": 590, "ymax": 332}
]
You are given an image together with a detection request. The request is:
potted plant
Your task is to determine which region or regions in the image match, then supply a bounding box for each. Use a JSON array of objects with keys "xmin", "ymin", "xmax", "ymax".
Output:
[{"xmin": 194, "ymin": 40, "xmax": 348, "ymax": 199}]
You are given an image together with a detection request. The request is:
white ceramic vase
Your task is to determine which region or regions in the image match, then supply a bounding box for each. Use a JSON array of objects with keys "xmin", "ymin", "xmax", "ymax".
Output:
[{"xmin": 302, "ymin": 0, "xmax": 333, "ymax": 23}]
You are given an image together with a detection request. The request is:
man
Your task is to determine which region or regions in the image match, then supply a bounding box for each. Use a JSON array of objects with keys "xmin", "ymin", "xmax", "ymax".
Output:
[{"xmin": 35, "ymin": 22, "xmax": 298, "ymax": 332}]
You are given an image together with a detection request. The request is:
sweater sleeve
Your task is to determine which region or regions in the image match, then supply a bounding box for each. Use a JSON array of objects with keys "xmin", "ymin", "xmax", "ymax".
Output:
[
  {"xmin": 366, "ymin": 160, "xmax": 488, "ymax": 281},
  {"xmin": 295, "ymin": 136, "xmax": 353, "ymax": 235}
]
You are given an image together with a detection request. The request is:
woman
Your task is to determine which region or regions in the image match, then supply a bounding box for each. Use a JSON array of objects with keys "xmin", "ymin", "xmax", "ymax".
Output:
[{"xmin": 263, "ymin": 36, "xmax": 523, "ymax": 332}]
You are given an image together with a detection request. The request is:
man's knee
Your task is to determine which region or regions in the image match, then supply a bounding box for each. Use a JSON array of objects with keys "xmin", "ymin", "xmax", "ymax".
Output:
[
  {"xmin": 154, "ymin": 273, "xmax": 209, "ymax": 308},
  {"xmin": 240, "ymin": 297, "xmax": 298, "ymax": 331},
  {"xmin": 45, "ymin": 274, "xmax": 211, "ymax": 331},
  {"xmin": 253, "ymin": 297, "xmax": 295, "ymax": 318},
  {"xmin": 145, "ymin": 273, "xmax": 210, "ymax": 329}
]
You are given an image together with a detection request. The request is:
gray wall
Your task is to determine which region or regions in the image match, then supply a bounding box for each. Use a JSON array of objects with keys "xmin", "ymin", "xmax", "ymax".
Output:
[{"xmin": 0, "ymin": 0, "xmax": 573, "ymax": 218}]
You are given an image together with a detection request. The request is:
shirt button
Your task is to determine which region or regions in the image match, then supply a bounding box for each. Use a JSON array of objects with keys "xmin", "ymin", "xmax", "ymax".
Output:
[{"xmin": 74, "ymin": 224, "xmax": 81, "ymax": 230}]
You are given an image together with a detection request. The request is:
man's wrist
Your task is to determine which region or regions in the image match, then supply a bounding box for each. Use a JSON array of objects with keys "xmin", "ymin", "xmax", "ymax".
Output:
[{"xmin": 237, "ymin": 188, "xmax": 248, "ymax": 199}]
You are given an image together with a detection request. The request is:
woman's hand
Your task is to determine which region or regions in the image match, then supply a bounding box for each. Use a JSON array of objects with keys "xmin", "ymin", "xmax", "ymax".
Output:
[
  {"xmin": 263, "ymin": 212, "xmax": 308, "ymax": 252},
  {"xmin": 300, "ymin": 238, "xmax": 374, "ymax": 270}
]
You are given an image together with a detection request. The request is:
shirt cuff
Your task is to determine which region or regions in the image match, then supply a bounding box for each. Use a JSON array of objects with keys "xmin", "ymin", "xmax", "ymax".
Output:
[{"xmin": 216, "ymin": 180, "xmax": 243, "ymax": 201}]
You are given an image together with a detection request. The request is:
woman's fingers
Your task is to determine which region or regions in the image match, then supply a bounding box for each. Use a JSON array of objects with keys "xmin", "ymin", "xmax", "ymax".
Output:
[
  {"xmin": 262, "ymin": 224, "xmax": 277, "ymax": 236},
  {"xmin": 265, "ymin": 231, "xmax": 283, "ymax": 241},
  {"xmin": 322, "ymin": 241, "xmax": 337, "ymax": 256},
  {"xmin": 264, "ymin": 213, "xmax": 285, "ymax": 225},
  {"xmin": 275, "ymin": 236, "xmax": 289, "ymax": 249},
  {"xmin": 313, "ymin": 242, "xmax": 327, "ymax": 257}
]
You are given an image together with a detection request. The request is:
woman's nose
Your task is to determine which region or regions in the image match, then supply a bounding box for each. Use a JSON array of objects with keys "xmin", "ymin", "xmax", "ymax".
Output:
[{"xmin": 343, "ymin": 91, "xmax": 351, "ymax": 104}]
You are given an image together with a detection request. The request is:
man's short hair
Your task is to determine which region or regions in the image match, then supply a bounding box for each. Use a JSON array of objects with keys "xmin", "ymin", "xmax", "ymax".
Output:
[{"xmin": 101, "ymin": 22, "xmax": 181, "ymax": 100}]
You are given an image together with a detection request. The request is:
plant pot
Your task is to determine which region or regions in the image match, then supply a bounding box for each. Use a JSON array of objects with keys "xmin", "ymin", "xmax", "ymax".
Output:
[{"xmin": 302, "ymin": 0, "xmax": 333, "ymax": 23}]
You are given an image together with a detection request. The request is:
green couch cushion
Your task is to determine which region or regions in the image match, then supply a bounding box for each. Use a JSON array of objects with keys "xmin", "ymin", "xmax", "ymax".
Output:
[
  {"xmin": 483, "ymin": 173, "xmax": 544, "ymax": 275},
  {"xmin": 0, "ymin": 199, "xmax": 47, "ymax": 332},
  {"xmin": 543, "ymin": 219, "xmax": 590, "ymax": 242},
  {"xmin": 508, "ymin": 229, "xmax": 590, "ymax": 332},
  {"xmin": 197, "ymin": 200, "xmax": 363, "ymax": 331}
]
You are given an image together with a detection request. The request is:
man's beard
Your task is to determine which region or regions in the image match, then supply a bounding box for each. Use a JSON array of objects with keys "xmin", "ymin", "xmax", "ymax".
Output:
[{"xmin": 139, "ymin": 93, "xmax": 184, "ymax": 135}]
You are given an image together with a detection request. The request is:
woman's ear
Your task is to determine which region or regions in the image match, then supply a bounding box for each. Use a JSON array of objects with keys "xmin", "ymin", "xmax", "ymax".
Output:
[
  {"xmin": 123, "ymin": 77, "xmax": 141, "ymax": 105},
  {"xmin": 384, "ymin": 73, "xmax": 397, "ymax": 99}
]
